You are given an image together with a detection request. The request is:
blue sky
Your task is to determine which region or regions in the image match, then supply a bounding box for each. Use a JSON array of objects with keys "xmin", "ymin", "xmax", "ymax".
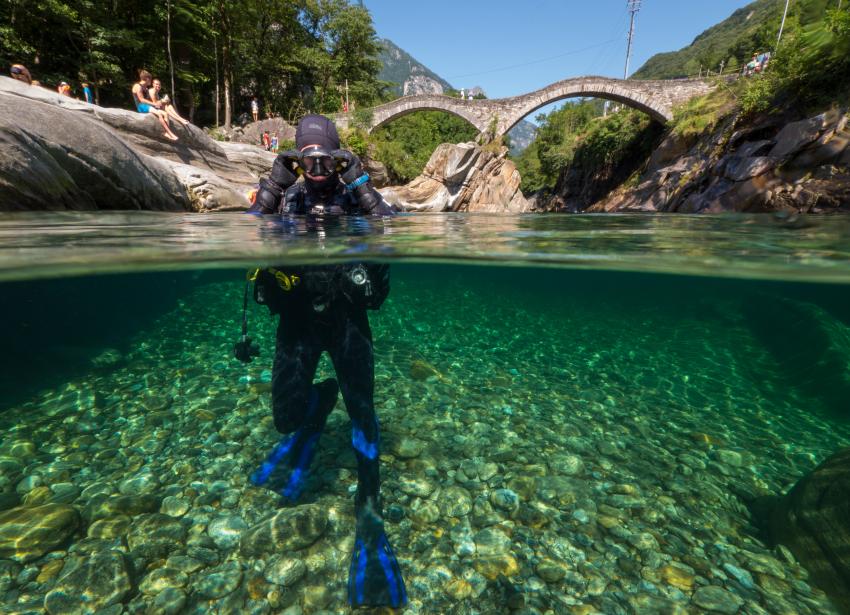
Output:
[{"xmin": 364, "ymin": 0, "xmax": 757, "ymax": 98}]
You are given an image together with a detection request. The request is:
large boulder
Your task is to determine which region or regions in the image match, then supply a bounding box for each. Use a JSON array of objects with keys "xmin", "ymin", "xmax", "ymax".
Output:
[
  {"xmin": 380, "ymin": 143, "xmax": 531, "ymax": 213},
  {"xmin": 768, "ymin": 448, "xmax": 850, "ymax": 614},
  {"xmin": 0, "ymin": 82, "xmax": 188, "ymax": 211},
  {"xmin": 0, "ymin": 76, "xmax": 272, "ymax": 211}
]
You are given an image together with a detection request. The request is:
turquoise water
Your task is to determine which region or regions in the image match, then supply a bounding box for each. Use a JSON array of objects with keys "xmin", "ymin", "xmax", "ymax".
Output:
[{"xmin": 1, "ymin": 212, "xmax": 849, "ymax": 614}]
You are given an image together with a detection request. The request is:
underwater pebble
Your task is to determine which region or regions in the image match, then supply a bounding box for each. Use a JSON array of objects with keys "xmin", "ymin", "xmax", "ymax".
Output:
[
  {"xmin": 207, "ymin": 515, "xmax": 248, "ymax": 550},
  {"xmin": 692, "ymin": 585, "xmax": 745, "ymax": 614},
  {"xmin": 195, "ymin": 560, "xmax": 243, "ymax": 599},
  {"xmin": 160, "ymin": 496, "xmax": 190, "ymax": 517},
  {"xmin": 264, "ymin": 555, "xmax": 306, "ymax": 587},
  {"xmin": 489, "ymin": 488, "xmax": 520, "ymax": 514}
]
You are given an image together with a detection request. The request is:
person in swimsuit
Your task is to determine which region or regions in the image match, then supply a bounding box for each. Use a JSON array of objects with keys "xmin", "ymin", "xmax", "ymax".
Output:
[
  {"xmin": 131, "ymin": 70, "xmax": 179, "ymax": 141},
  {"xmin": 151, "ymin": 79, "xmax": 190, "ymax": 126}
]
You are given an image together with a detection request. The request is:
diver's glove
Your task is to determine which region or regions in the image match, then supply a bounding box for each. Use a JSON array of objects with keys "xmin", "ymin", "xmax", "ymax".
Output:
[
  {"xmin": 332, "ymin": 149, "xmax": 394, "ymax": 215},
  {"xmin": 348, "ymin": 501, "xmax": 408, "ymax": 609},
  {"xmin": 251, "ymin": 151, "xmax": 300, "ymax": 214},
  {"xmin": 332, "ymin": 149, "xmax": 364, "ymax": 185},
  {"xmin": 272, "ymin": 150, "xmax": 300, "ymax": 187}
]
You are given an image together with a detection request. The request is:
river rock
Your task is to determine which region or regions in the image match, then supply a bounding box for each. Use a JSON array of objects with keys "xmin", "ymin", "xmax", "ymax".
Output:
[
  {"xmin": 691, "ymin": 585, "xmax": 744, "ymax": 614},
  {"xmin": 195, "ymin": 560, "xmax": 243, "ymax": 599},
  {"xmin": 264, "ymin": 555, "xmax": 307, "ymax": 587},
  {"xmin": 207, "ymin": 515, "xmax": 248, "ymax": 550},
  {"xmin": 768, "ymin": 447, "xmax": 850, "ymax": 613},
  {"xmin": 0, "ymin": 504, "xmax": 79, "ymax": 563},
  {"xmin": 380, "ymin": 143, "xmax": 531, "ymax": 213},
  {"xmin": 769, "ymin": 114, "xmax": 828, "ymax": 158},
  {"xmin": 126, "ymin": 513, "xmax": 188, "ymax": 559},
  {"xmin": 149, "ymin": 587, "xmax": 187, "ymax": 615},
  {"xmin": 240, "ymin": 505, "xmax": 328, "ymax": 557},
  {"xmin": 392, "ymin": 437, "xmax": 425, "ymax": 459},
  {"xmin": 44, "ymin": 550, "xmax": 131, "ymax": 614}
]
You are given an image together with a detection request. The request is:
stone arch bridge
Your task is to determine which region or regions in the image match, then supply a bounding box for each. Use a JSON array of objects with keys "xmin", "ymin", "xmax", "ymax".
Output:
[{"xmin": 335, "ymin": 76, "xmax": 713, "ymax": 137}]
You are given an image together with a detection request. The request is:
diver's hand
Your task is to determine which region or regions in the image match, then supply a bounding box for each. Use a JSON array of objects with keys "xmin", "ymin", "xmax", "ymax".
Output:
[
  {"xmin": 270, "ymin": 150, "xmax": 300, "ymax": 190},
  {"xmin": 331, "ymin": 149, "xmax": 365, "ymax": 185}
]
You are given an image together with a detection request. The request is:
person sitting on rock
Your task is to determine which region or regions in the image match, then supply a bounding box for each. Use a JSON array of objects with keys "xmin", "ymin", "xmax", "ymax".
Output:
[
  {"xmin": 10, "ymin": 64, "xmax": 32, "ymax": 85},
  {"xmin": 57, "ymin": 82, "xmax": 72, "ymax": 97},
  {"xmin": 242, "ymin": 114, "xmax": 405, "ymax": 609},
  {"xmin": 131, "ymin": 69, "xmax": 179, "ymax": 142},
  {"xmin": 151, "ymin": 78, "xmax": 190, "ymax": 126}
]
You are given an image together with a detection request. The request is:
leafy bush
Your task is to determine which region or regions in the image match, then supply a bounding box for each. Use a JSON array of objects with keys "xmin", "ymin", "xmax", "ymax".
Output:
[
  {"xmin": 341, "ymin": 129, "xmax": 369, "ymax": 158},
  {"xmin": 370, "ymin": 111, "xmax": 477, "ymax": 183}
]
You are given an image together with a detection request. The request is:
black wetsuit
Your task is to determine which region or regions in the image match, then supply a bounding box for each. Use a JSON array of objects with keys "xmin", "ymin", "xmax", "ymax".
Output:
[
  {"xmin": 248, "ymin": 164, "xmax": 406, "ymax": 608},
  {"xmin": 248, "ymin": 177, "xmax": 392, "ymax": 511}
]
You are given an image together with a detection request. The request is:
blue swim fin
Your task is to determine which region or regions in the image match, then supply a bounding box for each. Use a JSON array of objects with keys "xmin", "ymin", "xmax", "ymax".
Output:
[
  {"xmin": 348, "ymin": 509, "xmax": 408, "ymax": 609},
  {"xmin": 250, "ymin": 379, "xmax": 338, "ymax": 503}
]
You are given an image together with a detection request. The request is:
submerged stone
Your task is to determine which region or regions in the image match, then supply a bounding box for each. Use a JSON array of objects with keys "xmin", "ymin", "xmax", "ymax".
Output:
[
  {"xmin": 240, "ymin": 505, "xmax": 327, "ymax": 558},
  {"xmin": 767, "ymin": 447, "xmax": 850, "ymax": 613},
  {"xmin": 691, "ymin": 586, "xmax": 743, "ymax": 614},
  {"xmin": 195, "ymin": 560, "xmax": 243, "ymax": 599},
  {"xmin": 0, "ymin": 504, "xmax": 79, "ymax": 563},
  {"xmin": 44, "ymin": 550, "xmax": 131, "ymax": 614}
]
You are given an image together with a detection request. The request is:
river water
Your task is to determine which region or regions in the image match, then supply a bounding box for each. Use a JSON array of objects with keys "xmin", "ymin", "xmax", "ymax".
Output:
[{"xmin": 1, "ymin": 211, "xmax": 849, "ymax": 614}]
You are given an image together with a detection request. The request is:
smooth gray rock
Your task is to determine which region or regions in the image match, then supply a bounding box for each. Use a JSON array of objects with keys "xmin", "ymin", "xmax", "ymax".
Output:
[
  {"xmin": 195, "ymin": 560, "xmax": 243, "ymax": 599},
  {"xmin": 240, "ymin": 505, "xmax": 328, "ymax": 558},
  {"xmin": 769, "ymin": 114, "xmax": 827, "ymax": 158},
  {"xmin": 44, "ymin": 550, "xmax": 131, "ymax": 614},
  {"xmin": 0, "ymin": 76, "xmax": 267, "ymax": 211},
  {"xmin": 691, "ymin": 585, "xmax": 744, "ymax": 614}
]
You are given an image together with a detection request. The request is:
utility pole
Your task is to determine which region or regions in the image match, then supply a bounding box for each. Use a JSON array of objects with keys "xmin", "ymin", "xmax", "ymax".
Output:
[
  {"xmin": 777, "ymin": 0, "xmax": 791, "ymax": 47},
  {"xmin": 624, "ymin": 0, "xmax": 642, "ymax": 79}
]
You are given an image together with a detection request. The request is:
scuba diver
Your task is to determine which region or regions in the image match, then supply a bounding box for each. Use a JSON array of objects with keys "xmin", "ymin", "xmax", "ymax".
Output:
[{"xmin": 238, "ymin": 114, "xmax": 406, "ymax": 609}]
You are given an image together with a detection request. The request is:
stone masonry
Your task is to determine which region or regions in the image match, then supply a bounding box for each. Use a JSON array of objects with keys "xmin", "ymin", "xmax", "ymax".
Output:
[{"xmin": 335, "ymin": 77, "xmax": 713, "ymax": 137}]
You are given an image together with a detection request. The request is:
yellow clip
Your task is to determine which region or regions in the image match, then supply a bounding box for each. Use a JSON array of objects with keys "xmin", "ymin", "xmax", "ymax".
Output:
[
  {"xmin": 271, "ymin": 270, "xmax": 301, "ymax": 292},
  {"xmin": 247, "ymin": 268, "xmax": 260, "ymax": 282}
]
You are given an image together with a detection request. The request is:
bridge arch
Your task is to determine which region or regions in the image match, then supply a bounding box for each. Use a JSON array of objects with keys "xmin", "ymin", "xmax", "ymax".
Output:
[
  {"xmin": 369, "ymin": 96, "xmax": 481, "ymax": 132},
  {"xmin": 368, "ymin": 96, "xmax": 488, "ymax": 134},
  {"xmin": 497, "ymin": 78, "xmax": 672, "ymax": 136}
]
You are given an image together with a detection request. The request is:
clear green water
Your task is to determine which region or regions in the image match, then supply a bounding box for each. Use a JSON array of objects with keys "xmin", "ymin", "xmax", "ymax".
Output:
[{"xmin": 1, "ymin": 212, "xmax": 849, "ymax": 614}]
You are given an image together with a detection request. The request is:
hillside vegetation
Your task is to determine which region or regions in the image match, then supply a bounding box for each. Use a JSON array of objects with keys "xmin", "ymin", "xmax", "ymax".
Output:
[{"xmin": 634, "ymin": 0, "xmax": 833, "ymax": 79}]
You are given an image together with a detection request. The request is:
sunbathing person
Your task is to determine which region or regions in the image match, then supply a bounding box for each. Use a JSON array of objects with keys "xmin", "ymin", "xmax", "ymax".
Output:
[
  {"xmin": 151, "ymin": 79, "xmax": 190, "ymax": 126},
  {"xmin": 10, "ymin": 64, "xmax": 32, "ymax": 85},
  {"xmin": 131, "ymin": 70, "xmax": 179, "ymax": 141}
]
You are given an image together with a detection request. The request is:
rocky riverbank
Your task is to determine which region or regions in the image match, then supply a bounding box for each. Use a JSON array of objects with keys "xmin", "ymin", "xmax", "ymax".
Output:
[
  {"xmin": 0, "ymin": 77, "xmax": 274, "ymax": 212},
  {"xmin": 582, "ymin": 107, "xmax": 850, "ymax": 214}
]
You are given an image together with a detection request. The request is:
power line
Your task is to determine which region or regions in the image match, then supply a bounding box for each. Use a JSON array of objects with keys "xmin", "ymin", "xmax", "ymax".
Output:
[
  {"xmin": 624, "ymin": 0, "xmax": 642, "ymax": 79},
  {"xmin": 446, "ymin": 38, "xmax": 621, "ymax": 80}
]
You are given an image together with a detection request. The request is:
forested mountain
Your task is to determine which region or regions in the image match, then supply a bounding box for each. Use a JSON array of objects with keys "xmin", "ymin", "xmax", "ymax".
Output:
[{"xmin": 634, "ymin": 0, "xmax": 833, "ymax": 79}]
